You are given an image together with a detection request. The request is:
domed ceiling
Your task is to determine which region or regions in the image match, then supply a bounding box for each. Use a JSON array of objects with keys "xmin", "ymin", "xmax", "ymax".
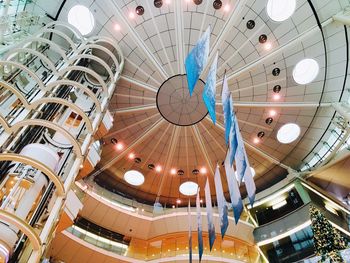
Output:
[{"xmin": 30, "ymin": 0, "xmax": 350, "ymax": 205}]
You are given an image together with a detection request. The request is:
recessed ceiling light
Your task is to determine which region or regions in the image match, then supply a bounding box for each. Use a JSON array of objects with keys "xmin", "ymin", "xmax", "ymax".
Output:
[
  {"xmin": 223, "ymin": 4, "xmax": 230, "ymax": 12},
  {"xmin": 265, "ymin": 42, "xmax": 272, "ymax": 50},
  {"xmin": 68, "ymin": 5, "xmax": 95, "ymax": 35},
  {"xmin": 273, "ymin": 94, "xmax": 281, "ymax": 100},
  {"xmin": 124, "ymin": 170, "xmax": 145, "ymax": 186},
  {"xmin": 277, "ymin": 123, "xmax": 301, "ymax": 144},
  {"xmin": 293, "ymin": 58, "xmax": 319, "ymax": 85},
  {"xmin": 179, "ymin": 181, "xmax": 198, "ymax": 196},
  {"xmin": 269, "ymin": 109, "xmax": 277, "ymax": 117},
  {"xmin": 155, "ymin": 165, "xmax": 162, "ymax": 172},
  {"xmin": 176, "ymin": 199, "xmax": 181, "ymax": 204},
  {"xmin": 116, "ymin": 142, "xmax": 124, "ymax": 150},
  {"xmin": 266, "ymin": 0, "xmax": 296, "ymax": 22},
  {"xmin": 114, "ymin": 23, "xmax": 121, "ymax": 31},
  {"xmin": 200, "ymin": 167, "xmax": 207, "ymax": 174},
  {"xmin": 253, "ymin": 138, "xmax": 260, "ymax": 144},
  {"xmin": 165, "ymin": 0, "xmax": 171, "ymax": 4},
  {"xmin": 129, "ymin": 12, "xmax": 135, "ymax": 19},
  {"xmin": 170, "ymin": 168, "xmax": 176, "ymax": 175},
  {"xmin": 128, "ymin": 153, "xmax": 135, "ymax": 159}
]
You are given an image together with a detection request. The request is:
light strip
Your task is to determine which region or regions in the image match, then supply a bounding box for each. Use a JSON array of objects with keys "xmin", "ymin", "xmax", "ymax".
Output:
[
  {"xmin": 272, "ymin": 200, "xmax": 287, "ymax": 210},
  {"xmin": 257, "ymin": 220, "xmax": 311, "ymax": 247},
  {"xmin": 301, "ymin": 182, "xmax": 350, "ymax": 215},
  {"xmin": 248, "ymin": 184, "xmax": 295, "ymax": 208},
  {"xmin": 329, "ymin": 221, "xmax": 350, "ymax": 237}
]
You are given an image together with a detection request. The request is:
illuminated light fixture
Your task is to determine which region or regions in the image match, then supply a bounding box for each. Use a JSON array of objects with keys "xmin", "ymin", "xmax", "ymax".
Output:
[
  {"xmin": 325, "ymin": 202, "xmax": 338, "ymax": 215},
  {"xmin": 176, "ymin": 199, "xmax": 181, "ymax": 204},
  {"xmin": 124, "ymin": 170, "xmax": 145, "ymax": 186},
  {"xmin": 266, "ymin": 0, "xmax": 296, "ymax": 22},
  {"xmin": 172, "ymin": 205, "xmax": 175, "ymax": 208},
  {"xmin": 269, "ymin": 109, "xmax": 277, "ymax": 117},
  {"xmin": 114, "ymin": 23, "xmax": 121, "ymax": 31},
  {"xmin": 155, "ymin": 165, "xmax": 162, "ymax": 172},
  {"xmin": 272, "ymin": 199, "xmax": 287, "ymax": 210},
  {"xmin": 200, "ymin": 167, "xmax": 207, "ymax": 174},
  {"xmin": 223, "ymin": 4, "xmax": 230, "ymax": 12},
  {"xmin": 170, "ymin": 168, "xmax": 176, "ymax": 175},
  {"xmin": 68, "ymin": 5, "xmax": 95, "ymax": 35},
  {"xmin": 79, "ymin": 164, "xmax": 84, "ymax": 169},
  {"xmin": 179, "ymin": 181, "xmax": 198, "ymax": 196},
  {"xmin": 265, "ymin": 42, "xmax": 272, "ymax": 50},
  {"xmin": 293, "ymin": 58, "xmax": 319, "ymax": 85},
  {"xmin": 200, "ymin": 199, "xmax": 203, "ymax": 203},
  {"xmin": 165, "ymin": 0, "xmax": 171, "ymax": 4},
  {"xmin": 129, "ymin": 12, "xmax": 135, "ymax": 19},
  {"xmin": 273, "ymin": 93, "xmax": 281, "ymax": 100},
  {"xmin": 116, "ymin": 142, "xmax": 124, "ymax": 150},
  {"xmin": 128, "ymin": 153, "xmax": 135, "ymax": 159},
  {"xmin": 277, "ymin": 123, "xmax": 301, "ymax": 144},
  {"xmin": 253, "ymin": 137, "xmax": 260, "ymax": 144}
]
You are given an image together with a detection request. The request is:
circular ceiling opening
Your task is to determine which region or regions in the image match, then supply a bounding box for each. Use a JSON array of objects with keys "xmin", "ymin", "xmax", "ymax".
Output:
[
  {"xmin": 156, "ymin": 74, "xmax": 208, "ymax": 126},
  {"xmin": 124, "ymin": 170, "xmax": 145, "ymax": 186},
  {"xmin": 236, "ymin": 167, "xmax": 256, "ymax": 182},
  {"xmin": 266, "ymin": 0, "xmax": 296, "ymax": 22},
  {"xmin": 293, "ymin": 59, "xmax": 319, "ymax": 85},
  {"xmin": 179, "ymin": 181, "xmax": 198, "ymax": 196},
  {"xmin": 277, "ymin": 123, "xmax": 301, "ymax": 144},
  {"xmin": 68, "ymin": 5, "xmax": 95, "ymax": 35}
]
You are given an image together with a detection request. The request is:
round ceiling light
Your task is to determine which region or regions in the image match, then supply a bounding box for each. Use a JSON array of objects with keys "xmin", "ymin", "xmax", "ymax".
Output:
[
  {"xmin": 68, "ymin": 5, "xmax": 95, "ymax": 35},
  {"xmin": 179, "ymin": 181, "xmax": 198, "ymax": 196},
  {"xmin": 277, "ymin": 123, "xmax": 301, "ymax": 144},
  {"xmin": 266, "ymin": 0, "xmax": 296, "ymax": 22},
  {"xmin": 124, "ymin": 170, "xmax": 145, "ymax": 186},
  {"xmin": 293, "ymin": 58, "xmax": 319, "ymax": 85}
]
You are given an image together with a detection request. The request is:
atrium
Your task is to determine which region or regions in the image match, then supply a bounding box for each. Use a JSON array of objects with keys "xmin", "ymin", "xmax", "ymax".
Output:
[{"xmin": 0, "ymin": 0, "xmax": 350, "ymax": 262}]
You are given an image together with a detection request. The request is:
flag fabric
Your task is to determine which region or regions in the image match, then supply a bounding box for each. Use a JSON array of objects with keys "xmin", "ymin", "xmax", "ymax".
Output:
[
  {"xmin": 243, "ymin": 151, "xmax": 256, "ymax": 206},
  {"xmin": 221, "ymin": 73, "xmax": 232, "ymax": 144},
  {"xmin": 214, "ymin": 165, "xmax": 229, "ymax": 238},
  {"xmin": 202, "ymin": 52, "xmax": 218, "ymax": 124},
  {"xmin": 196, "ymin": 188, "xmax": 204, "ymax": 262},
  {"xmin": 185, "ymin": 26, "xmax": 210, "ymax": 96},
  {"xmin": 224, "ymin": 150, "xmax": 243, "ymax": 224},
  {"xmin": 229, "ymin": 96, "xmax": 239, "ymax": 167},
  {"xmin": 188, "ymin": 200, "xmax": 192, "ymax": 263},
  {"xmin": 204, "ymin": 178, "xmax": 216, "ymax": 251},
  {"xmin": 234, "ymin": 117, "xmax": 247, "ymax": 183}
]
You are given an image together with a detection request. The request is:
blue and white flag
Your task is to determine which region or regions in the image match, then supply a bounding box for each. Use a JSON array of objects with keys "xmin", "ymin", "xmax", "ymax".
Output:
[
  {"xmin": 202, "ymin": 52, "xmax": 218, "ymax": 124},
  {"xmin": 234, "ymin": 118, "xmax": 247, "ymax": 183},
  {"xmin": 196, "ymin": 188, "xmax": 203, "ymax": 262},
  {"xmin": 222, "ymin": 73, "xmax": 231, "ymax": 145},
  {"xmin": 185, "ymin": 26, "xmax": 210, "ymax": 96},
  {"xmin": 205, "ymin": 178, "xmax": 216, "ymax": 251},
  {"xmin": 229, "ymin": 96, "xmax": 239, "ymax": 167},
  {"xmin": 214, "ymin": 165, "xmax": 229, "ymax": 238},
  {"xmin": 243, "ymin": 152, "xmax": 256, "ymax": 206},
  {"xmin": 224, "ymin": 150, "xmax": 243, "ymax": 224},
  {"xmin": 188, "ymin": 200, "xmax": 192, "ymax": 263}
]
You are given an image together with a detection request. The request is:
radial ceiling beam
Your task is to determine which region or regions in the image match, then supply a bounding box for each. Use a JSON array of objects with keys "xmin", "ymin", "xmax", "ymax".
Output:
[
  {"xmin": 216, "ymin": 101, "xmax": 332, "ymax": 108},
  {"xmin": 114, "ymin": 93, "xmax": 156, "ymax": 101},
  {"xmin": 145, "ymin": 0, "xmax": 175, "ymax": 76},
  {"xmin": 91, "ymin": 118, "xmax": 165, "ymax": 177},
  {"xmin": 111, "ymin": 2, "xmax": 169, "ymax": 80},
  {"xmin": 191, "ymin": 125, "xmax": 215, "ymax": 175},
  {"xmin": 174, "ymin": 0, "xmax": 185, "ymax": 74},
  {"xmin": 124, "ymin": 58, "xmax": 161, "ymax": 86},
  {"xmin": 210, "ymin": 117, "xmax": 294, "ymax": 171},
  {"xmin": 230, "ymin": 78, "xmax": 285, "ymax": 94},
  {"xmin": 333, "ymin": 11, "xmax": 350, "ymax": 26},
  {"xmin": 217, "ymin": 17, "xmax": 334, "ymax": 86},
  {"xmin": 111, "ymin": 104, "xmax": 157, "ymax": 114},
  {"xmin": 202, "ymin": 0, "xmax": 248, "ymax": 76},
  {"xmin": 120, "ymin": 75, "xmax": 159, "ymax": 93},
  {"xmin": 106, "ymin": 112, "xmax": 160, "ymax": 138},
  {"xmin": 199, "ymin": 122, "xmax": 226, "ymax": 154}
]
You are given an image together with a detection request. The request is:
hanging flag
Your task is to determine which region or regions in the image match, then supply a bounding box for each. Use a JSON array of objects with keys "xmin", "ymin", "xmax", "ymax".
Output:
[
  {"xmin": 221, "ymin": 72, "xmax": 232, "ymax": 145},
  {"xmin": 196, "ymin": 188, "xmax": 204, "ymax": 262},
  {"xmin": 234, "ymin": 118, "xmax": 247, "ymax": 183},
  {"xmin": 202, "ymin": 52, "xmax": 218, "ymax": 124},
  {"xmin": 185, "ymin": 26, "xmax": 210, "ymax": 96},
  {"xmin": 205, "ymin": 178, "xmax": 216, "ymax": 251},
  {"xmin": 214, "ymin": 165, "xmax": 229, "ymax": 238},
  {"xmin": 188, "ymin": 200, "xmax": 192, "ymax": 263},
  {"xmin": 229, "ymin": 96, "xmax": 239, "ymax": 167},
  {"xmin": 243, "ymin": 151, "xmax": 256, "ymax": 206},
  {"xmin": 224, "ymin": 150, "xmax": 243, "ymax": 224}
]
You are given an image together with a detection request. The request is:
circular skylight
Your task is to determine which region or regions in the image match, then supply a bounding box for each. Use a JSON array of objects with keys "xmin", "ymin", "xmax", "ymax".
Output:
[
  {"xmin": 179, "ymin": 181, "xmax": 198, "ymax": 196},
  {"xmin": 124, "ymin": 170, "xmax": 145, "ymax": 186},
  {"xmin": 277, "ymin": 123, "xmax": 301, "ymax": 144},
  {"xmin": 266, "ymin": 0, "xmax": 296, "ymax": 22},
  {"xmin": 293, "ymin": 59, "xmax": 319, "ymax": 85},
  {"xmin": 236, "ymin": 167, "xmax": 256, "ymax": 182},
  {"xmin": 68, "ymin": 5, "xmax": 95, "ymax": 35}
]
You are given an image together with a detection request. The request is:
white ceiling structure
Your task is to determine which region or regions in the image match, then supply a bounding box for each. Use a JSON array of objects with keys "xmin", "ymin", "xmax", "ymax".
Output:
[{"xmin": 27, "ymin": 0, "xmax": 350, "ymax": 204}]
